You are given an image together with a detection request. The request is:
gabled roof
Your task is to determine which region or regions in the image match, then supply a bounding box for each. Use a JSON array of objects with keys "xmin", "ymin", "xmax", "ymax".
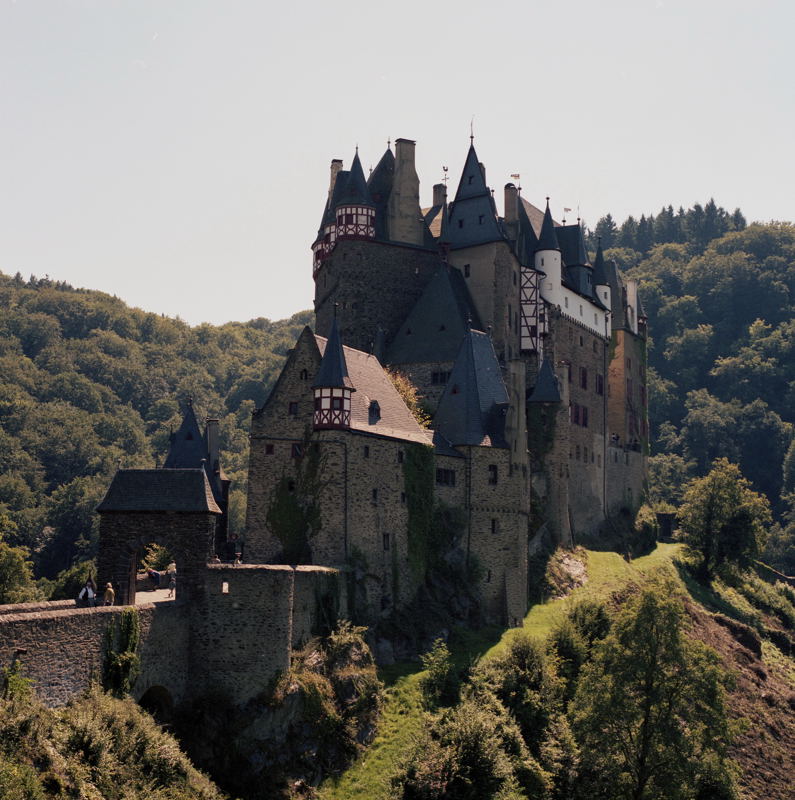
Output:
[
  {"xmin": 97, "ymin": 469, "xmax": 222, "ymax": 514},
  {"xmin": 312, "ymin": 317, "xmax": 353, "ymax": 389},
  {"xmin": 446, "ymin": 144, "xmax": 505, "ymax": 249},
  {"xmin": 433, "ymin": 329, "xmax": 509, "ymax": 448},
  {"xmin": 338, "ymin": 150, "xmax": 373, "ymax": 206},
  {"xmin": 386, "ymin": 266, "xmax": 482, "ymax": 365},
  {"xmin": 527, "ymin": 359, "xmax": 561, "ymax": 404},
  {"xmin": 164, "ymin": 403, "xmax": 206, "ymax": 469},
  {"xmin": 536, "ymin": 201, "xmax": 560, "ymax": 252},
  {"xmin": 317, "ymin": 169, "xmax": 350, "ymax": 233},
  {"xmin": 315, "ymin": 336, "xmax": 433, "ymax": 446}
]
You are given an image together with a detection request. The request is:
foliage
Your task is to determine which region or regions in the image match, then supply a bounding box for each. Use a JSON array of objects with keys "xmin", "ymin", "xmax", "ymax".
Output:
[
  {"xmin": 0, "ymin": 535, "xmax": 40, "ymax": 604},
  {"xmin": 387, "ymin": 370, "xmax": 431, "ymax": 428},
  {"xmin": 102, "ymin": 609, "xmax": 141, "ymax": 697},
  {"xmin": 265, "ymin": 427, "xmax": 325, "ymax": 563},
  {"xmin": 0, "ymin": 270, "xmax": 311, "ymax": 579},
  {"xmin": 571, "ymin": 583, "xmax": 737, "ymax": 800},
  {"xmin": 679, "ymin": 459, "xmax": 772, "ymax": 581},
  {"xmin": 402, "ymin": 443, "xmax": 435, "ymax": 577},
  {"xmin": 418, "ymin": 639, "xmax": 457, "ymax": 708},
  {"xmin": 39, "ymin": 558, "xmax": 95, "ymax": 601}
]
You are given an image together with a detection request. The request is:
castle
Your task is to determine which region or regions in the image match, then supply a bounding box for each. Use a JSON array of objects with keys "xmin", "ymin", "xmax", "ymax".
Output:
[
  {"xmin": 244, "ymin": 137, "xmax": 648, "ymax": 626},
  {"xmin": 0, "ymin": 136, "xmax": 647, "ymax": 710}
]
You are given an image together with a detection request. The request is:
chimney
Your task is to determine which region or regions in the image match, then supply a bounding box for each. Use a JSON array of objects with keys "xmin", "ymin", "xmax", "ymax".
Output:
[
  {"xmin": 328, "ymin": 159, "xmax": 343, "ymax": 199},
  {"xmin": 504, "ymin": 183, "xmax": 518, "ymax": 225},
  {"xmin": 388, "ymin": 138, "xmax": 423, "ymax": 245},
  {"xmin": 433, "ymin": 183, "xmax": 447, "ymax": 207},
  {"xmin": 205, "ymin": 418, "xmax": 220, "ymax": 472}
]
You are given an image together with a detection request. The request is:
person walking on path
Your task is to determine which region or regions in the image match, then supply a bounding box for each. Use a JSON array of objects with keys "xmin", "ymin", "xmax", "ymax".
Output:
[{"xmin": 103, "ymin": 582, "xmax": 115, "ymax": 606}]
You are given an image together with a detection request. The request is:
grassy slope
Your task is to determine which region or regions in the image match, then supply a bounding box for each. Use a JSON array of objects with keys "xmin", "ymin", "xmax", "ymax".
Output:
[{"xmin": 320, "ymin": 544, "xmax": 680, "ymax": 800}]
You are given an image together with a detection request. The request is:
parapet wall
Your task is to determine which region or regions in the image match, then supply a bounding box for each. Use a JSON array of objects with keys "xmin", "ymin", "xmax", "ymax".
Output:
[
  {"xmin": 0, "ymin": 564, "xmax": 344, "ymax": 709},
  {"xmin": 0, "ymin": 601, "xmax": 188, "ymax": 707}
]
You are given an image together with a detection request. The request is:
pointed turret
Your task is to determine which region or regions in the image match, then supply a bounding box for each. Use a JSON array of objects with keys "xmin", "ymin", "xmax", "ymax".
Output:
[
  {"xmin": 536, "ymin": 200, "xmax": 560, "ymax": 253},
  {"xmin": 163, "ymin": 400, "xmax": 206, "ymax": 469},
  {"xmin": 334, "ymin": 149, "xmax": 376, "ymax": 242},
  {"xmin": 312, "ymin": 162, "xmax": 349, "ymax": 275},
  {"xmin": 313, "ymin": 318, "xmax": 355, "ymax": 430},
  {"xmin": 446, "ymin": 144, "xmax": 504, "ymax": 249},
  {"xmin": 535, "ymin": 200, "xmax": 564, "ymax": 306},
  {"xmin": 367, "ymin": 145, "xmax": 395, "ymax": 240},
  {"xmin": 557, "ymin": 222, "xmax": 593, "ymax": 296},
  {"xmin": 592, "ymin": 240, "xmax": 611, "ymax": 311}
]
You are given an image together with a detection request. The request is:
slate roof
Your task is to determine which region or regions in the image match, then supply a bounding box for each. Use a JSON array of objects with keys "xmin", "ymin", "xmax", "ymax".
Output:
[
  {"xmin": 517, "ymin": 198, "xmax": 540, "ymax": 265},
  {"xmin": 315, "ymin": 336, "xmax": 433, "ymax": 446},
  {"xmin": 317, "ymin": 169, "xmax": 350, "ymax": 231},
  {"xmin": 386, "ymin": 266, "xmax": 482, "ymax": 365},
  {"xmin": 97, "ymin": 469, "xmax": 222, "ymax": 514},
  {"xmin": 339, "ymin": 150, "xmax": 373, "ymax": 206},
  {"xmin": 446, "ymin": 144, "xmax": 505, "ymax": 249},
  {"xmin": 527, "ymin": 359, "xmax": 561, "ymax": 404},
  {"xmin": 592, "ymin": 242, "xmax": 609, "ymax": 286},
  {"xmin": 313, "ymin": 317, "xmax": 353, "ymax": 389},
  {"xmin": 163, "ymin": 403, "xmax": 206, "ymax": 469},
  {"xmin": 556, "ymin": 224, "xmax": 589, "ymax": 267},
  {"xmin": 367, "ymin": 147, "xmax": 395, "ymax": 241},
  {"xmin": 519, "ymin": 197, "xmax": 546, "ymax": 237},
  {"xmin": 433, "ymin": 330, "xmax": 509, "ymax": 448},
  {"xmin": 536, "ymin": 201, "xmax": 560, "ymax": 252}
]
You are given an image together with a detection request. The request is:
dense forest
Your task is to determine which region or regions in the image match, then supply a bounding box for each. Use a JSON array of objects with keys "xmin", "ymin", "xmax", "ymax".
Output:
[{"xmin": 0, "ymin": 271, "xmax": 310, "ymax": 594}]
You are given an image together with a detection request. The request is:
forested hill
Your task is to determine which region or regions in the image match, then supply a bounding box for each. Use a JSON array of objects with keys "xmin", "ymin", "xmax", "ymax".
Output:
[
  {"xmin": 593, "ymin": 209, "xmax": 795, "ymax": 572},
  {"xmin": 0, "ymin": 270, "xmax": 311, "ymax": 584}
]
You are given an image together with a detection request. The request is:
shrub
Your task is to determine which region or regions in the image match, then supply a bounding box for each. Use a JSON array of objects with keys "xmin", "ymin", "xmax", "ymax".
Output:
[{"xmin": 419, "ymin": 638, "xmax": 457, "ymax": 708}]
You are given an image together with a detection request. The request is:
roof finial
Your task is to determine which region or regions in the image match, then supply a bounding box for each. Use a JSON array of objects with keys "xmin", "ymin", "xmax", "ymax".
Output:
[
  {"xmin": 387, "ymin": 137, "xmax": 391, "ymax": 149},
  {"xmin": 355, "ymin": 144, "xmax": 359, "ymax": 155},
  {"xmin": 442, "ymin": 165, "xmax": 449, "ymax": 186},
  {"xmin": 333, "ymin": 302, "xmax": 339, "ymax": 319},
  {"xmin": 470, "ymin": 115, "xmax": 475, "ymax": 144}
]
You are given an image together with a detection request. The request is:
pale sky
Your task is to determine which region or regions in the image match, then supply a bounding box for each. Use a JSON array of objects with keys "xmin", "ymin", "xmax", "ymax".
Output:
[{"xmin": 2, "ymin": 0, "xmax": 793, "ymax": 326}]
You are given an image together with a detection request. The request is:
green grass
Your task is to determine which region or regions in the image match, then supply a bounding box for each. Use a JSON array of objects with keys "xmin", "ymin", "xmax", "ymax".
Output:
[{"xmin": 319, "ymin": 543, "xmax": 682, "ymax": 800}]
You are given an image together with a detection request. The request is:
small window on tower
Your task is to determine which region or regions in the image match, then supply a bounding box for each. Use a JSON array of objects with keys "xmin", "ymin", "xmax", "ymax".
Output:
[
  {"xmin": 478, "ymin": 215, "xmax": 484, "ymax": 224},
  {"xmin": 468, "ymin": 175, "xmax": 474, "ymax": 185},
  {"xmin": 464, "ymin": 264, "xmax": 471, "ymax": 277},
  {"xmin": 491, "ymin": 518, "xmax": 498, "ymax": 535},
  {"xmin": 364, "ymin": 445, "xmax": 370, "ymax": 458},
  {"xmin": 458, "ymin": 219, "xmax": 464, "ymax": 229},
  {"xmin": 299, "ymin": 369, "xmax": 308, "ymax": 380},
  {"xmin": 372, "ymin": 488, "xmax": 379, "ymax": 503},
  {"xmin": 265, "ymin": 444, "xmax": 274, "ymax": 455},
  {"xmin": 397, "ymin": 450, "xmax": 404, "ymax": 464},
  {"xmin": 288, "ymin": 402, "xmax": 299, "ymax": 415},
  {"xmin": 383, "ymin": 531, "xmax": 390, "ymax": 551},
  {"xmin": 292, "ymin": 444, "xmax": 303, "ymax": 459},
  {"xmin": 488, "ymin": 464, "xmax": 498, "ymax": 484}
]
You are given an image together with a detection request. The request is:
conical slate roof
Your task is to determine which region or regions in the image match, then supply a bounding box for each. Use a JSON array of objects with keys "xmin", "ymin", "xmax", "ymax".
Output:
[
  {"xmin": 163, "ymin": 402, "xmax": 206, "ymax": 469},
  {"xmin": 433, "ymin": 329, "xmax": 509, "ymax": 447},
  {"xmin": 338, "ymin": 150, "xmax": 373, "ymax": 206},
  {"xmin": 556, "ymin": 223, "xmax": 589, "ymax": 267},
  {"xmin": 536, "ymin": 200, "xmax": 560, "ymax": 252},
  {"xmin": 517, "ymin": 198, "xmax": 539, "ymax": 265},
  {"xmin": 592, "ymin": 241, "xmax": 609, "ymax": 285},
  {"xmin": 527, "ymin": 359, "xmax": 561, "ymax": 404},
  {"xmin": 367, "ymin": 146, "xmax": 395, "ymax": 240},
  {"xmin": 312, "ymin": 317, "xmax": 353, "ymax": 389}
]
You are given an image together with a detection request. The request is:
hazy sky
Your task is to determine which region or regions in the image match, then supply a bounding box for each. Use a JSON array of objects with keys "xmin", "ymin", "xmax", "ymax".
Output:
[{"xmin": 2, "ymin": 1, "xmax": 793, "ymax": 326}]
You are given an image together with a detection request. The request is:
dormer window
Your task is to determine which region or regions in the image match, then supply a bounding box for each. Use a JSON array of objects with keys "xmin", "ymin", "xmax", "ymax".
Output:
[
  {"xmin": 468, "ymin": 175, "xmax": 474, "ymax": 185},
  {"xmin": 369, "ymin": 400, "xmax": 381, "ymax": 424},
  {"xmin": 458, "ymin": 219, "xmax": 464, "ymax": 228},
  {"xmin": 300, "ymin": 369, "xmax": 308, "ymax": 380}
]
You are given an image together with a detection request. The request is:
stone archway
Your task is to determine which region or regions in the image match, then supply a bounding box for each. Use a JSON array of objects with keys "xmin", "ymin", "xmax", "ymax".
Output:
[{"xmin": 138, "ymin": 684, "xmax": 174, "ymax": 723}]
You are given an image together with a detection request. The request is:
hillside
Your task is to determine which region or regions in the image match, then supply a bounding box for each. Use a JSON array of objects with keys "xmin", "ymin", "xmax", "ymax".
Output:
[
  {"xmin": 319, "ymin": 545, "xmax": 795, "ymax": 800},
  {"xmin": 0, "ymin": 270, "xmax": 311, "ymax": 584}
]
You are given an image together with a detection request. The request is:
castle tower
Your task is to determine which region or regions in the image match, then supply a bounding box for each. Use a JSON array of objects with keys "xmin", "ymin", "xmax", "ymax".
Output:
[
  {"xmin": 535, "ymin": 200, "xmax": 563, "ymax": 308},
  {"xmin": 312, "ymin": 317, "xmax": 355, "ymax": 430},
  {"xmin": 335, "ymin": 149, "xmax": 376, "ymax": 243}
]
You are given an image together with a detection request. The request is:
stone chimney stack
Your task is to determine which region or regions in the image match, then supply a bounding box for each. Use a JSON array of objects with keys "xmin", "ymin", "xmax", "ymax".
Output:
[
  {"xmin": 433, "ymin": 183, "xmax": 447, "ymax": 207},
  {"xmin": 504, "ymin": 183, "xmax": 518, "ymax": 225},
  {"xmin": 205, "ymin": 418, "xmax": 220, "ymax": 472},
  {"xmin": 328, "ymin": 159, "xmax": 343, "ymax": 199},
  {"xmin": 388, "ymin": 138, "xmax": 423, "ymax": 245}
]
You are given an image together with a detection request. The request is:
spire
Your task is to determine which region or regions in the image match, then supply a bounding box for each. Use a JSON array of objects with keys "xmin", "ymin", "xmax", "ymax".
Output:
[
  {"xmin": 312, "ymin": 317, "xmax": 353, "ymax": 390},
  {"xmin": 163, "ymin": 402, "xmax": 206, "ymax": 469},
  {"xmin": 451, "ymin": 144, "xmax": 489, "ymax": 203},
  {"xmin": 536, "ymin": 199, "xmax": 560, "ymax": 252},
  {"xmin": 338, "ymin": 150, "xmax": 373, "ymax": 206},
  {"xmin": 592, "ymin": 239, "xmax": 609, "ymax": 286}
]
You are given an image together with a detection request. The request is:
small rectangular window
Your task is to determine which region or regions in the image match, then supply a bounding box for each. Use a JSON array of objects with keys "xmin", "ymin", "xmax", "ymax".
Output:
[
  {"xmin": 221, "ymin": 582, "xmax": 229, "ymax": 594},
  {"xmin": 288, "ymin": 401, "xmax": 299, "ymax": 415},
  {"xmin": 372, "ymin": 488, "xmax": 378, "ymax": 502},
  {"xmin": 400, "ymin": 492, "xmax": 406, "ymax": 504},
  {"xmin": 464, "ymin": 264, "xmax": 470, "ymax": 277},
  {"xmin": 436, "ymin": 468, "xmax": 455, "ymax": 486},
  {"xmin": 265, "ymin": 444, "xmax": 274, "ymax": 455},
  {"xmin": 596, "ymin": 374, "xmax": 604, "ymax": 396},
  {"xmin": 491, "ymin": 518, "xmax": 498, "ymax": 535},
  {"xmin": 383, "ymin": 532, "xmax": 390, "ymax": 551},
  {"xmin": 397, "ymin": 450, "xmax": 404, "ymax": 463},
  {"xmin": 488, "ymin": 464, "xmax": 498, "ymax": 485},
  {"xmin": 364, "ymin": 445, "xmax": 370, "ymax": 458},
  {"xmin": 291, "ymin": 443, "xmax": 303, "ymax": 458}
]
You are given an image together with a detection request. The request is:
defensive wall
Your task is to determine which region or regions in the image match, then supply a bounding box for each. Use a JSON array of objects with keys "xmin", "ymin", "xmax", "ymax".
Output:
[{"xmin": 0, "ymin": 563, "xmax": 344, "ymax": 708}]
